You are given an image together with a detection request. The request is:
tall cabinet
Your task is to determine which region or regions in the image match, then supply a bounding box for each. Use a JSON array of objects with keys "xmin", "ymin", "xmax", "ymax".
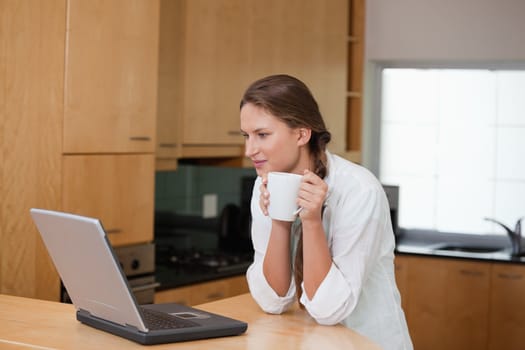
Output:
[
  {"xmin": 62, "ymin": 0, "xmax": 158, "ymax": 247},
  {"xmin": 0, "ymin": 0, "xmax": 159, "ymax": 301}
]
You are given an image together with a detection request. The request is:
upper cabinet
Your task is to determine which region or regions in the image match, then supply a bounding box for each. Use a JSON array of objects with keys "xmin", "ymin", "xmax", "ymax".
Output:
[
  {"xmin": 156, "ymin": 0, "xmax": 348, "ymax": 168},
  {"xmin": 64, "ymin": 0, "xmax": 159, "ymax": 154},
  {"xmin": 181, "ymin": 0, "xmax": 251, "ymax": 147}
]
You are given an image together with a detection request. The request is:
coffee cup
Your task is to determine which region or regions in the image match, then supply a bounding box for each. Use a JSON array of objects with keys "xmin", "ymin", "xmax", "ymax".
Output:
[{"xmin": 267, "ymin": 172, "xmax": 302, "ymax": 221}]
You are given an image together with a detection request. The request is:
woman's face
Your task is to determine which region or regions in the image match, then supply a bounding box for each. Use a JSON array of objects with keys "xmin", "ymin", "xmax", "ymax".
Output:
[{"xmin": 240, "ymin": 103, "xmax": 308, "ymax": 177}]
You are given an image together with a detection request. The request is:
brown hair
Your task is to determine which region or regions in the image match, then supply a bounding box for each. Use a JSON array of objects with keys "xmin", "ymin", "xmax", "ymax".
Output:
[{"xmin": 240, "ymin": 74, "xmax": 331, "ymax": 304}]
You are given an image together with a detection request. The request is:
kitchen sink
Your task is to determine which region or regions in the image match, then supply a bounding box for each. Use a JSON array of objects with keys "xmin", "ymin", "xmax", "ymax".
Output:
[{"xmin": 433, "ymin": 244, "xmax": 506, "ymax": 254}]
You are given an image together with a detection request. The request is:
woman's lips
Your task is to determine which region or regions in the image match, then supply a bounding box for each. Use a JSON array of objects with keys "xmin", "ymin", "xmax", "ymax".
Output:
[{"xmin": 252, "ymin": 160, "xmax": 266, "ymax": 168}]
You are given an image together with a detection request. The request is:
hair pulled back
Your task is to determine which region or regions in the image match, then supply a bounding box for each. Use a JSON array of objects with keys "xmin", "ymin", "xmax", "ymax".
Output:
[{"xmin": 240, "ymin": 74, "xmax": 331, "ymax": 178}]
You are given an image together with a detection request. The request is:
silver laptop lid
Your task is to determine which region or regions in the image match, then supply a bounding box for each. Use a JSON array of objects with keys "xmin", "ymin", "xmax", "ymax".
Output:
[{"xmin": 30, "ymin": 208, "xmax": 148, "ymax": 332}]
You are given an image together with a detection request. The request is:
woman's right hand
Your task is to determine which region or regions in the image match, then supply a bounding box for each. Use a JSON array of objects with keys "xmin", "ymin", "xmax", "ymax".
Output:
[{"xmin": 259, "ymin": 175, "xmax": 270, "ymax": 216}]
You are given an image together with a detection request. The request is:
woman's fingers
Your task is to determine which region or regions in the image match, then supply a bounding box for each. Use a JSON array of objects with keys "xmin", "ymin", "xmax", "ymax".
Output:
[
  {"xmin": 259, "ymin": 176, "xmax": 269, "ymax": 216},
  {"xmin": 297, "ymin": 170, "xmax": 328, "ymax": 219}
]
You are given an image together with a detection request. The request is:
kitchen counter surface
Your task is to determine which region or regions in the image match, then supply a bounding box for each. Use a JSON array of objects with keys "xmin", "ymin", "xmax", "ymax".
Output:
[
  {"xmin": 395, "ymin": 229, "xmax": 525, "ymax": 264},
  {"xmin": 0, "ymin": 293, "xmax": 380, "ymax": 350}
]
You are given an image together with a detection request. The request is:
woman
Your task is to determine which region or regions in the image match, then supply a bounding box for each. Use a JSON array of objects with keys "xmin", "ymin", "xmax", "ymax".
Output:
[{"xmin": 240, "ymin": 74, "xmax": 412, "ymax": 350}]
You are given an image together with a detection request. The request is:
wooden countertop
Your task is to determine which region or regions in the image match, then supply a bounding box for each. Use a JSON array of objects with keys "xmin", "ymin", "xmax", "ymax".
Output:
[{"xmin": 0, "ymin": 293, "xmax": 380, "ymax": 349}]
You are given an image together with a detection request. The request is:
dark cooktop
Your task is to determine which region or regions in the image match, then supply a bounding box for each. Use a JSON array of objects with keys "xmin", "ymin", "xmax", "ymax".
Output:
[{"xmin": 155, "ymin": 244, "xmax": 253, "ymax": 290}]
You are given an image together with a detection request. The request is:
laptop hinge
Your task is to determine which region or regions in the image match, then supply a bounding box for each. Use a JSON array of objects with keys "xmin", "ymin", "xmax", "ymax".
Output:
[
  {"xmin": 78, "ymin": 308, "xmax": 147, "ymax": 333},
  {"xmin": 78, "ymin": 308, "xmax": 92, "ymax": 318}
]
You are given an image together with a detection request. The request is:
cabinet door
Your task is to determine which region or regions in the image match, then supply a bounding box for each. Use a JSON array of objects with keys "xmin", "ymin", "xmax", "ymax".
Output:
[
  {"xmin": 155, "ymin": 286, "xmax": 192, "ymax": 306},
  {"xmin": 407, "ymin": 257, "xmax": 490, "ymax": 350},
  {"xmin": 64, "ymin": 0, "xmax": 159, "ymax": 153},
  {"xmin": 62, "ymin": 154, "xmax": 154, "ymax": 246},
  {"xmin": 154, "ymin": 275, "xmax": 249, "ymax": 306},
  {"xmin": 488, "ymin": 263, "xmax": 525, "ymax": 350},
  {"xmin": 180, "ymin": 0, "xmax": 250, "ymax": 146}
]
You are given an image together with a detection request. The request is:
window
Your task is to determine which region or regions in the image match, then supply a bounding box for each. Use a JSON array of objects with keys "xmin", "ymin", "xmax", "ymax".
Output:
[{"xmin": 379, "ymin": 68, "xmax": 525, "ymax": 234}]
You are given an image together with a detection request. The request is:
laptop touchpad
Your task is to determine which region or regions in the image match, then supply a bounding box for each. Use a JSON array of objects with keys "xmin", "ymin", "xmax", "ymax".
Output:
[{"xmin": 171, "ymin": 312, "xmax": 210, "ymax": 320}]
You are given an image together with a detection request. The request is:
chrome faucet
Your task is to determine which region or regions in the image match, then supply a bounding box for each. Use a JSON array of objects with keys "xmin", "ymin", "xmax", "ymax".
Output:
[{"xmin": 484, "ymin": 217, "xmax": 524, "ymax": 257}]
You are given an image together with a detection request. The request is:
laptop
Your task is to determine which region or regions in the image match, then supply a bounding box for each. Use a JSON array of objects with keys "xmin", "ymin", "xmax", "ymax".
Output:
[{"xmin": 30, "ymin": 208, "xmax": 248, "ymax": 345}]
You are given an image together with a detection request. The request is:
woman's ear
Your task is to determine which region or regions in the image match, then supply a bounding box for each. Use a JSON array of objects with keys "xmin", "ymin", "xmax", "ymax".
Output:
[{"xmin": 297, "ymin": 128, "xmax": 312, "ymax": 146}]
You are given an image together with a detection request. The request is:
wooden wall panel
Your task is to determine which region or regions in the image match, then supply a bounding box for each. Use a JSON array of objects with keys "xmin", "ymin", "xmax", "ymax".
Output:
[{"xmin": 0, "ymin": 0, "xmax": 64, "ymax": 300}]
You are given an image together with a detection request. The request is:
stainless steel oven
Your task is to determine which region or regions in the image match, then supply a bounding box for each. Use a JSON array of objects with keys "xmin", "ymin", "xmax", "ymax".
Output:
[
  {"xmin": 115, "ymin": 243, "xmax": 158, "ymax": 304},
  {"xmin": 61, "ymin": 242, "xmax": 158, "ymax": 305}
]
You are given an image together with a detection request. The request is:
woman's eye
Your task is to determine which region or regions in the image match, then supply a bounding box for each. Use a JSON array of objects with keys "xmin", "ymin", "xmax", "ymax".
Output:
[{"xmin": 258, "ymin": 133, "xmax": 268, "ymax": 138}]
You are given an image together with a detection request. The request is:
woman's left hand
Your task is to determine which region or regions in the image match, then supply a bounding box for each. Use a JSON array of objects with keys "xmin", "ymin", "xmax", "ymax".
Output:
[{"xmin": 297, "ymin": 169, "xmax": 328, "ymax": 222}]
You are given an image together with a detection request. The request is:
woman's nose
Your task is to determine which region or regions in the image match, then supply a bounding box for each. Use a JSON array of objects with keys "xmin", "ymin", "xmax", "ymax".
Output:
[{"xmin": 245, "ymin": 139, "xmax": 257, "ymax": 157}]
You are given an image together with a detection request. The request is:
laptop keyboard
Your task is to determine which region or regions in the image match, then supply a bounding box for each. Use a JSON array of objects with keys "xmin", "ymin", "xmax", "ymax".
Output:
[{"xmin": 141, "ymin": 307, "xmax": 199, "ymax": 330}]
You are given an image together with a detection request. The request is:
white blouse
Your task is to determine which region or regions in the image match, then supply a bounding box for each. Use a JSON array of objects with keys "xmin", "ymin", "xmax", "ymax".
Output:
[{"xmin": 246, "ymin": 151, "xmax": 413, "ymax": 350}]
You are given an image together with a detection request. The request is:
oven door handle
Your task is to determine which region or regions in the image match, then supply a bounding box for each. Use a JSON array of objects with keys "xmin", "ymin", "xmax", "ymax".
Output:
[{"xmin": 131, "ymin": 282, "xmax": 161, "ymax": 293}]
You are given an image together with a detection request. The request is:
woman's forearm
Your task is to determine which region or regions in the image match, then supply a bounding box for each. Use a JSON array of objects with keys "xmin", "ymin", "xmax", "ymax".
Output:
[
  {"xmin": 263, "ymin": 220, "xmax": 293, "ymax": 296},
  {"xmin": 302, "ymin": 219, "xmax": 332, "ymax": 299}
]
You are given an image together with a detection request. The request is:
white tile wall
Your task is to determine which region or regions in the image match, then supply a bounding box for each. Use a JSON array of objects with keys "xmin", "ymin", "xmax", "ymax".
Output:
[
  {"xmin": 382, "ymin": 69, "xmax": 439, "ymax": 123},
  {"xmin": 496, "ymin": 127, "xmax": 525, "ymax": 180},
  {"xmin": 497, "ymin": 71, "xmax": 525, "ymax": 125},
  {"xmin": 494, "ymin": 181, "xmax": 525, "ymax": 230},
  {"xmin": 380, "ymin": 68, "xmax": 525, "ymax": 234},
  {"xmin": 380, "ymin": 123, "xmax": 437, "ymax": 176}
]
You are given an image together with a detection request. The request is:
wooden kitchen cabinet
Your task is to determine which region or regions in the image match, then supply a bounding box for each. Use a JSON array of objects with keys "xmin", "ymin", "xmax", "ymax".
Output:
[
  {"xmin": 62, "ymin": 154, "xmax": 155, "ymax": 246},
  {"xmin": 178, "ymin": 0, "xmax": 250, "ymax": 147},
  {"xmin": 156, "ymin": 0, "xmax": 347, "ymax": 167},
  {"xmin": 488, "ymin": 263, "xmax": 525, "ymax": 350},
  {"xmin": 156, "ymin": 0, "xmax": 249, "ymax": 165},
  {"xmin": 403, "ymin": 256, "xmax": 490, "ymax": 350},
  {"xmin": 154, "ymin": 275, "xmax": 249, "ymax": 306},
  {"xmin": 250, "ymin": 0, "xmax": 348, "ymax": 156},
  {"xmin": 63, "ymin": 1, "xmax": 158, "ymax": 244},
  {"xmin": 64, "ymin": 0, "xmax": 159, "ymax": 154}
]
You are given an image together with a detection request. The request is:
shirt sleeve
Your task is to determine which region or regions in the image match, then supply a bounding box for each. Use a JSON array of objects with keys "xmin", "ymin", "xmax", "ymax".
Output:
[
  {"xmin": 245, "ymin": 177, "xmax": 296, "ymax": 314},
  {"xmin": 299, "ymin": 182, "xmax": 390, "ymax": 325}
]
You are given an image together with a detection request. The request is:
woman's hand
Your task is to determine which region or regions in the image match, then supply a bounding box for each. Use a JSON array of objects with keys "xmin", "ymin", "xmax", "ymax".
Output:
[
  {"xmin": 297, "ymin": 169, "xmax": 328, "ymax": 223},
  {"xmin": 259, "ymin": 175, "xmax": 270, "ymax": 216}
]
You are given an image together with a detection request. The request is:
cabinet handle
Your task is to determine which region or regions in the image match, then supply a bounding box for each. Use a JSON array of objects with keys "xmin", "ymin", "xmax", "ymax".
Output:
[
  {"xmin": 129, "ymin": 136, "xmax": 151, "ymax": 141},
  {"xmin": 227, "ymin": 131, "xmax": 242, "ymax": 136},
  {"xmin": 105, "ymin": 228, "xmax": 122, "ymax": 234},
  {"xmin": 498, "ymin": 273, "xmax": 523, "ymax": 280},
  {"xmin": 159, "ymin": 143, "xmax": 177, "ymax": 148},
  {"xmin": 459, "ymin": 269, "xmax": 485, "ymax": 277}
]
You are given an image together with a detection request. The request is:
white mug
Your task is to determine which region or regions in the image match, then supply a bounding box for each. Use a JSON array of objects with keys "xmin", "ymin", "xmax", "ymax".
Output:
[{"xmin": 267, "ymin": 172, "xmax": 302, "ymax": 221}]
